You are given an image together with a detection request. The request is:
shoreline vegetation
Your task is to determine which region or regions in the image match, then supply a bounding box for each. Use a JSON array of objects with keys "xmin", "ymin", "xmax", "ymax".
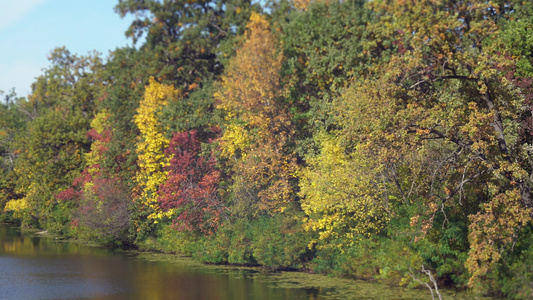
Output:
[
  {"xmin": 2, "ymin": 0, "xmax": 533, "ymax": 298},
  {"xmin": 2, "ymin": 222, "xmax": 491, "ymax": 299}
]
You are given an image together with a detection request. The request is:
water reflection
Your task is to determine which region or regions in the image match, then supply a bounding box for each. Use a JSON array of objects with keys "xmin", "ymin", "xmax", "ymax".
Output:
[
  {"xmin": 0, "ymin": 224, "xmax": 437, "ymax": 300},
  {"xmin": 0, "ymin": 225, "xmax": 329, "ymax": 300}
]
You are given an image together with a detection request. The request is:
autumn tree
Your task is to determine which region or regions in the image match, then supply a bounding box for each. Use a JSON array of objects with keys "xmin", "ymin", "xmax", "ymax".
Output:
[
  {"xmin": 330, "ymin": 0, "xmax": 533, "ymax": 290},
  {"xmin": 74, "ymin": 176, "xmax": 131, "ymax": 244},
  {"xmin": 134, "ymin": 77, "xmax": 178, "ymax": 220},
  {"xmin": 216, "ymin": 12, "xmax": 298, "ymax": 217},
  {"xmin": 299, "ymin": 131, "xmax": 390, "ymax": 244},
  {"xmin": 50, "ymin": 101, "xmax": 136, "ymax": 243},
  {"xmin": 158, "ymin": 130, "xmax": 225, "ymax": 235},
  {"xmin": 103, "ymin": 0, "xmax": 259, "ymax": 194}
]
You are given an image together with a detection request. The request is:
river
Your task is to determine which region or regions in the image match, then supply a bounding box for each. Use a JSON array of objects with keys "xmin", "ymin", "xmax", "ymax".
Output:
[{"xmin": 0, "ymin": 224, "xmax": 483, "ymax": 299}]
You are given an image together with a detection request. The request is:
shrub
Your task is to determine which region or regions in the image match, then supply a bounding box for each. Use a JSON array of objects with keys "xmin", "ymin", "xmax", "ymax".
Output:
[
  {"xmin": 251, "ymin": 214, "xmax": 313, "ymax": 269},
  {"xmin": 75, "ymin": 177, "xmax": 131, "ymax": 245}
]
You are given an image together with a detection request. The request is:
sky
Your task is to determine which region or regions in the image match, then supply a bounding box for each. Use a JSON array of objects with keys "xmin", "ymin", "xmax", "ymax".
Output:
[{"xmin": 0, "ymin": 0, "xmax": 138, "ymax": 98}]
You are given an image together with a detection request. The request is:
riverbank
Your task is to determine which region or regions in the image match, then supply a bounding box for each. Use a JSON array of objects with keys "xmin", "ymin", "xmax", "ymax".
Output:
[
  {"xmin": 124, "ymin": 251, "xmax": 493, "ymax": 300},
  {"xmin": 1, "ymin": 219, "xmax": 497, "ymax": 299},
  {"xmin": 3, "ymin": 222, "xmax": 491, "ymax": 300}
]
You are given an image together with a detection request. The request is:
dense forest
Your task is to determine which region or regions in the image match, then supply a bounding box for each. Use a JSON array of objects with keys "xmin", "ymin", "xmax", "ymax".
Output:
[{"xmin": 2, "ymin": 0, "xmax": 533, "ymax": 298}]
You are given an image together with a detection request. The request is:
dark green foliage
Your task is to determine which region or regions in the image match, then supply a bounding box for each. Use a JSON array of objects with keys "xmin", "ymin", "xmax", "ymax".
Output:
[
  {"xmin": 194, "ymin": 221, "xmax": 245, "ymax": 264},
  {"xmin": 499, "ymin": 225, "xmax": 533, "ymax": 299},
  {"xmin": 159, "ymin": 80, "xmax": 220, "ymax": 134},
  {"xmin": 195, "ymin": 211, "xmax": 314, "ymax": 269},
  {"xmin": 282, "ymin": 0, "xmax": 368, "ymax": 96},
  {"xmin": 394, "ymin": 201, "xmax": 470, "ymax": 288},
  {"xmin": 127, "ymin": 198, "xmax": 160, "ymax": 246},
  {"xmin": 43, "ymin": 201, "xmax": 76, "ymax": 235},
  {"xmin": 279, "ymin": 0, "xmax": 370, "ymax": 156},
  {"xmin": 97, "ymin": 47, "xmax": 145, "ymax": 183},
  {"xmin": 499, "ymin": 1, "xmax": 533, "ymax": 78},
  {"xmin": 250, "ymin": 213, "xmax": 313, "ymax": 269},
  {"xmin": 115, "ymin": 0, "xmax": 259, "ymax": 88},
  {"xmin": 137, "ymin": 222, "xmax": 198, "ymax": 254},
  {"xmin": 310, "ymin": 237, "xmax": 414, "ymax": 283}
]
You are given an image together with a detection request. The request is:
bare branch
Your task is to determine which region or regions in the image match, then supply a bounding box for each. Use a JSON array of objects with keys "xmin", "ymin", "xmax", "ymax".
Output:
[{"xmin": 409, "ymin": 265, "xmax": 443, "ymax": 300}]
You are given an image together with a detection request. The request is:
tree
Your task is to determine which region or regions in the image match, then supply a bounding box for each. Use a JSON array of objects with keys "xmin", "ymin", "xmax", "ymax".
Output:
[
  {"xmin": 216, "ymin": 12, "xmax": 298, "ymax": 217},
  {"xmin": 280, "ymin": 0, "xmax": 369, "ymax": 152},
  {"xmin": 4, "ymin": 48, "xmax": 104, "ymax": 231},
  {"xmin": 134, "ymin": 77, "xmax": 177, "ymax": 220},
  {"xmin": 115, "ymin": 0, "xmax": 258, "ymax": 89},
  {"xmin": 299, "ymin": 131, "xmax": 390, "ymax": 244},
  {"xmin": 158, "ymin": 130, "xmax": 225, "ymax": 235},
  {"xmin": 331, "ymin": 0, "xmax": 533, "ymax": 289},
  {"xmin": 0, "ymin": 90, "xmax": 26, "ymax": 213},
  {"xmin": 74, "ymin": 176, "xmax": 131, "ymax": 244}
]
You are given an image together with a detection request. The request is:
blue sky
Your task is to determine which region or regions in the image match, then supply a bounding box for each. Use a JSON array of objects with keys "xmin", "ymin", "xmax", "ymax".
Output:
[{"xmin": 0, "ymin": 0, "xmax": 137, "ymax": 98}]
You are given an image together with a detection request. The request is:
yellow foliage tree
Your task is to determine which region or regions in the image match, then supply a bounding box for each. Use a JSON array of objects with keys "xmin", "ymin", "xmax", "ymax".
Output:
[
  {"xmin": 134, "ymin": 77, "xmax": 178, "ymax": 220},
  {"xmin": 216, "ymin": 12, "xmax": 297, "ymax": 216},
  {"xmin": 217, "ymin": 12, "xmax": 285, "ymax": 133},
  {"xmin": 466, "ymin": 187, "xmax": 532, "ymax": 290},
  {"xmin": 299, "ymin": 132, "xmax": 390, "ymax": 245}
]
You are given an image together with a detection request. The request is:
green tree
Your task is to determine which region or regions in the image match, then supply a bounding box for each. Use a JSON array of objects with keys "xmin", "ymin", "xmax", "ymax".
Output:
[
  {"xmin": 0, "ymin": 90, "xmax": 26, "ymax": 214},
  {"xmin": 280, "ymin": 0, "xmax": 369, "ymax": 150},
  {"xmin": 115, "ymin": 0, "xmax": 258, "ymax": 87},
  {"xmin": 5, "ymin": 48, "xmax": 104, "ymax": 232}
]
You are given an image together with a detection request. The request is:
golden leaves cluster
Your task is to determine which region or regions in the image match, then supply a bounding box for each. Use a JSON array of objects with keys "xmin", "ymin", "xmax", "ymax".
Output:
[
  {"xmin": 299, "ymin": 132, "xmax": 390, "ymax": 244},
  {"xmin": 216, "ymin": 12, "xmax": 297, "ymax": 215},
  {"xmin": 134, "ymin": 77, "xmax": 178, "ymax": 219}
]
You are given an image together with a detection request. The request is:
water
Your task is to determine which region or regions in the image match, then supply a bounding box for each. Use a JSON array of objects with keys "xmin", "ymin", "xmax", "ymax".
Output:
[{"xmin": 0, "ymin": 224, "xmax": 463, "ymax": 299}]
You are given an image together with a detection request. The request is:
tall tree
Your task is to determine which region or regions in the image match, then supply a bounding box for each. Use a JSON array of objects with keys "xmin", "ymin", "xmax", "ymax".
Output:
[
  {"xmin": 134, "ymin": 77, "xmax": 178, "ymax": 220},
  {"xmin": 216, "ymin": 12, "xmax": 298, "ymax": 217},
  {"xmin": 280, "ymin": 0, "xmax": 369, "ymax": 152},
  {"xmin": 115, "ymin": 0, "xmax": 258, "ymax": 88},
  {"xmin": 158, "ymin": 130, "xmax": 225, "ymax": 235}
]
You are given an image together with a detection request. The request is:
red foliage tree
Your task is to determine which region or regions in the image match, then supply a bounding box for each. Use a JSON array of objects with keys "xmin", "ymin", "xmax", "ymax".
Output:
[{"xmin": 158, "ymin": 130, "xmax": 226, "ymax": 235}]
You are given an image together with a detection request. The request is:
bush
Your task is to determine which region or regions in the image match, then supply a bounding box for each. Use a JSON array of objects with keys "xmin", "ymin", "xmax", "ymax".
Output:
[
  {"xmin": 194, "ymin": 220, "xmax": 255, "ymax": 265},
  {"xmin": 251, "ymin": 214, "xmax": 313, "ymax": 269},
  {"xmin": 137, "ymin": 222, "xmax": 197, "ymax": 254},
  {"xmin": 194, "ymin": 211, "xmax": 315, "ymax": 269},
  {"xmin": 500, "ymin": 226, "xmax": 533, "ymax": 299},
  {"xmin": 43, "ymin": 201, "xmax": 76, "ymax": 235},
  {"xmin": 194, "ymin": 225, "xmax": 231, "ymax": 264},
  {"xmin": 74, "ymin": 177, "xmax": 131, "ymax": 245},
  {"xmin": 501, "ymin": 246, "xmax": 533, "ymax": 299}
]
